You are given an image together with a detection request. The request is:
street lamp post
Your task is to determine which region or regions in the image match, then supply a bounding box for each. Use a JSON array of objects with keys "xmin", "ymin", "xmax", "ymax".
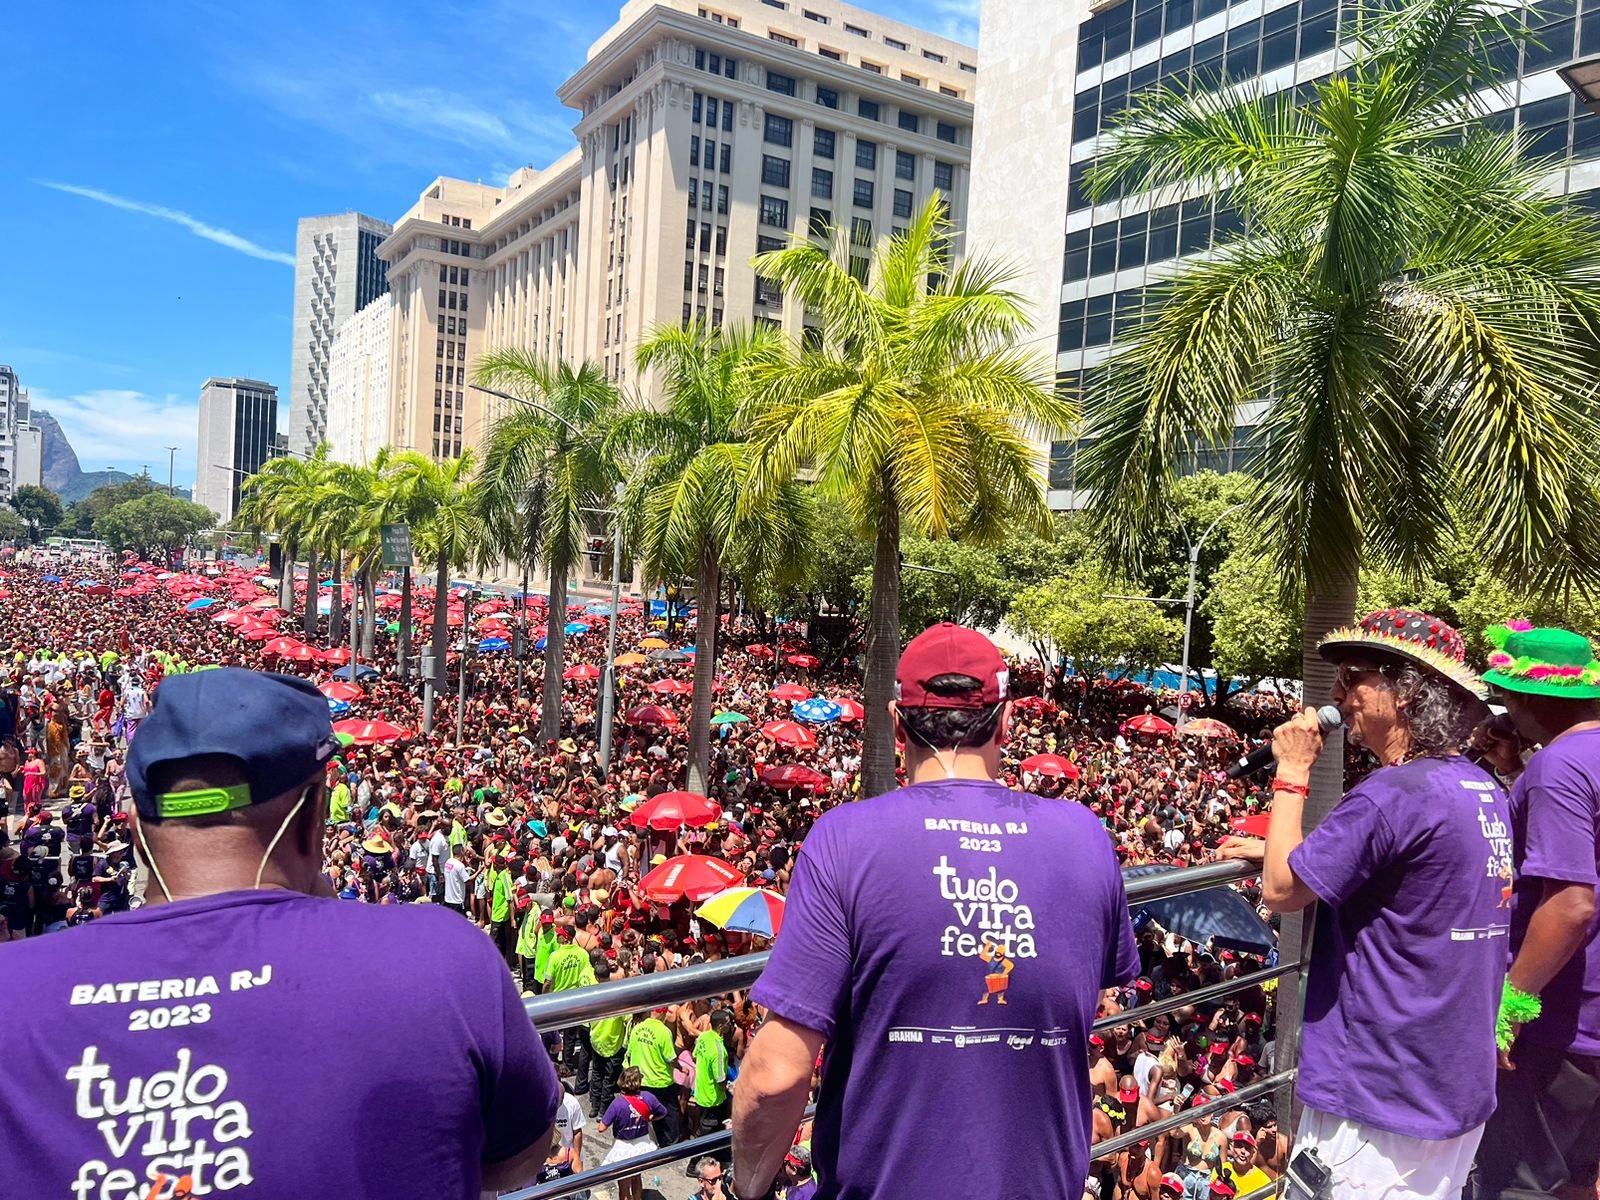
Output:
[
  {"xmin": 164, "ymin": 447, "xmax": 179, "ymax": 496},
  {"xmin": 596, "ymin": 508, "xmax": 625, "ymax": 778},
  {"xmin": 456, "ymin": 587, "xmax": 477, "ymax": 746}
]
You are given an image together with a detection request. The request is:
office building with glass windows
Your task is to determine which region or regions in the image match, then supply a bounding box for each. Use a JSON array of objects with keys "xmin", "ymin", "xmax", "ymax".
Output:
[{"xmin": 970, "ymin": 0, "xmax": 1600, "ymax": 508}]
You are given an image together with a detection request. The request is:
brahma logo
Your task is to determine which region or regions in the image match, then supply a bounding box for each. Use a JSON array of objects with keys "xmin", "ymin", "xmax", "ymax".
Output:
[{"xmin": 888, "ymin": 1029, "xmax": 923, "ymax": 1044}]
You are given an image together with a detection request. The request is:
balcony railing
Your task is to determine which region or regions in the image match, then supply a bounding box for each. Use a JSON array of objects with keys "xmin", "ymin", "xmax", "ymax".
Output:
[{"xmin": 506, "ymin": 858, "xmax": 1297, "ymax": 1200}]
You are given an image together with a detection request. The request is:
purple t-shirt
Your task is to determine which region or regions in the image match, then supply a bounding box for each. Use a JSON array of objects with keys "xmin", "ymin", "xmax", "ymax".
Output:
[
  {"xmin": 601, "ymin": 1090, "xmax": 666, "ymax": 1141},
  {"xmin": 1289, "ymin": 755, "xmax": 1510, "ymax": 1139},
  {"xmin": 0, "ymin": 889, "xmax": 560, "ymax": 1198},
  {"xmin": 1508, "ymin": 727, "xmax": 1600, "ymax": 1055},
  {"xmin": 751, "ymin": 778, "xmax": 1138, "ymax": 1200}
]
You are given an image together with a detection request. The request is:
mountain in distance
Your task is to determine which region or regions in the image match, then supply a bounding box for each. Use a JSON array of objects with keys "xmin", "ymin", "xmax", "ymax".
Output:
[{"xmin": 33, "ymin": 410, "xmax": 190, "ymax": 504}]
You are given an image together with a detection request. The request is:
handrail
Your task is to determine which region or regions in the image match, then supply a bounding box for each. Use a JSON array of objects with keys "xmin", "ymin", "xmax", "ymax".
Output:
[
  {"xmin": 1096, "ymin": 1068, "xmax": 1296, "ymax": 1157},
  {"xmin": 523, "ymin": 858, "xmax": 1264, "ymax": 1027}
]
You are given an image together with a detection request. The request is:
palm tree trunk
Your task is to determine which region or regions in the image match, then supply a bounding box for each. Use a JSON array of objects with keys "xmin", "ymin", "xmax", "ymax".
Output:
[
  {"xmin": 398, "ymin": 565, "xmax": 413, "ymax": 681},
  {"xmin": 329, "ymin": 555, "xmax": 344, "ymax": 647},
  {"xmin": 279, "ymin": 538, "xmax": 296, "ymax": 612},
  {"xmin": 303, "ymin": 551, "xmax": 319, "ymax": 642},
  {"xmin": 1272, "ymin": 560, "xmax": 1360, "ymax": 1128},
  {"xmin": 541, "ymin": 562, "xmax": 569, "ymax": 744},
  {"xmin": 362, "ymin": 570, "xmax": 378, "ymax": 657},
  {"xmin": 688, "ymin": 544, "xmax": 721, "ymax": 795},
  {"xmin": 860, "ymin": 493, "xmax": 902, "ymax": 798}
]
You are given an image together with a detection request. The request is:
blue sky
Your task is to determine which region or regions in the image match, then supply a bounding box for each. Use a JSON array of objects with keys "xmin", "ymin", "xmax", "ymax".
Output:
[{"xmin": 1, "ymin": 0, "xmax": 977, "ymax": 490}]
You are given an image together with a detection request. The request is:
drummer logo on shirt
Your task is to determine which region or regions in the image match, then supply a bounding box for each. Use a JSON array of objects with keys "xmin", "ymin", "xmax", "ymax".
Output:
[{"xmin": 934, "ymin": 856, "xmax": 1038, "ymax": 977}]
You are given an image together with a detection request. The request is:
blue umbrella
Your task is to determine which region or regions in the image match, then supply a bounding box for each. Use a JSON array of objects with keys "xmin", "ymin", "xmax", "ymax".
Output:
[
  {"xmin": 1122, "ymin": 865, "xmax": 1277, "ymax": 956},
  {"xmin": 585, "ymin": 602, "xmax": 613, "ymax": 616},
  {"xmin": 184, "ymin": 597, "xmax": 217, "ymax": 611},
  {"xmin": 479, "ymin": 637, "xmax": 510, "ymax": 652},
  {"xmin": 40, "ymin": 575, "xmax": 62, "ymax": 583},
  {"xmin": 331, "ymin": 663, "xmax": 381, "ymax": 681},
  {"xmin": 534, "ymin": 635, "xmax": 548, "ymax": 653},
  {"xmin": 564, "ymin": 621, "xmax": 589, "ymax": 635},
  {"xmin": 327, "ymin": 698, "xmax": 351, "ymax": 717},
  {"xmin": 793, "ymin": 697, "xmax": 843, "ymax": 724},
  {"xmin": 76, "ymin": 579, "xmax": 98, "ymax": 588}
]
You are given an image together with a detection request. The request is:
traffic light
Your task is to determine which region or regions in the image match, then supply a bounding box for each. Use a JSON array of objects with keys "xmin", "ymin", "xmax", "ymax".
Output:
[
  {"xmin": 587, "ymin": 536, "xmax": 607, "ymax": 575},
  {"xmin": 512, "ymin": 627, "xmax": 528, "ymax": 660}
]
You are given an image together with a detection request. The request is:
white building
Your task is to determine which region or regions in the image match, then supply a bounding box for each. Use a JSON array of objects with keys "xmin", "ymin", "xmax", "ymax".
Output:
[
  {"xmin": 326, "ymin": 294, "xmax": 394, "ymax": 466},
  {"xmin": 194, "ymin": 377, "xmax": 278, "ymax": 524},
  {"xmin": 0, "ymin": 365, "xmax": 42, "ymax": 499},
  {"xmin": 287, "ymin": 213, "xmax": 393, "ymax": 457}
]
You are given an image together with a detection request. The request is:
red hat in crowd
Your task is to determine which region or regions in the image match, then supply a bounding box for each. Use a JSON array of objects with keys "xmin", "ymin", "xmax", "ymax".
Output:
[
  {"xmin": 1231, "ymin": 1131, "xmax": 1256, "ymax": 1148},
  {"xmin": 895, "ymin": 623, "xmax": 1008, "ymax": 709}
]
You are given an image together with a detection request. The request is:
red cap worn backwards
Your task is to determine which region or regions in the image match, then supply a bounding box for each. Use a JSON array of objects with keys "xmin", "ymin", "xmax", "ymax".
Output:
[{"xmin": 895, "ymin": 623, "xmax": 1009, "ymax": 709}]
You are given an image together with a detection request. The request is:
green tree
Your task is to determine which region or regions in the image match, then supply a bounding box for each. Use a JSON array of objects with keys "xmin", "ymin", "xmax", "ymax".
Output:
[
  {"xmin": 1203, "ymin": 552, "xmax": 1303, "ymax": 690},
  {"xmin": 239, "ymin": 449, "xmax": 329, "ymax": 624},
  {"xmin": 747, "ymin": 198, "xmax": 1077, "ymax": 796},
  {"xmin": 472, "ymin": 355, "xmax": 621, "ymax": 746},
  {"xmin": 1007, "ymin": 561, "xmax": 1183, "ymax": 692},
  {"xmin": 1079, "ymin": 0, "xmax": 1600, "ymax": 813},
  {"xmin": 612, "ymin": 322, "xmax": 813, "ymax": 793},
  {"xmin": 0, "ymin": 506, "xmax": 28, "ymax": 544},
  {"xmin": 12, "ymin": 485, "xmax": 63, "ymax": 542},
  {"xmin": 93, "ymin": 493, "xmax": 213, "ymax": 559},
  {"xmin": 58, "ymin": 477, "xmax": 162, "ymax": 539}
]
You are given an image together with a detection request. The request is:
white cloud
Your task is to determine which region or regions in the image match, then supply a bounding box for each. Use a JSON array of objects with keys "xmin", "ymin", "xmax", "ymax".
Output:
[
  {"xmin": 33, "ymin": 181, "xmax": 295, "ymax": 266},
  {"xmin": 27, "ymin": 389, "xmax": 202, "ymax": 486}
]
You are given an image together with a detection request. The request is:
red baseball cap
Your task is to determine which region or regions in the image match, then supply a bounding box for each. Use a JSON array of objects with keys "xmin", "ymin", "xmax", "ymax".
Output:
[{"xmin": 895, "ymin": 623, "xmax": 1008, "ymax": 709}]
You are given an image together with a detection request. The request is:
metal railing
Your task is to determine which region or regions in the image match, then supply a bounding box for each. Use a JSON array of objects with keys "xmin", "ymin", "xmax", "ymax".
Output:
[{"xmin": 506, "ymin": 858, "xmax": 1298, "ymax": 1200}]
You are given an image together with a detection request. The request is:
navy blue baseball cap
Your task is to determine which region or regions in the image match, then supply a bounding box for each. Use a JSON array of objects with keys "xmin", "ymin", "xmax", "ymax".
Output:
[{"xmin": 128, "ymin": 668, "xmax": 337, "ymax": 822}]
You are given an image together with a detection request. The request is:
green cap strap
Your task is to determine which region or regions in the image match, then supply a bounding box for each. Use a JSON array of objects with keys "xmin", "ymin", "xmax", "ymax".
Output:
[{"xmin": 156, "ymin": 783, "xmax": 253, "ymax": 819}]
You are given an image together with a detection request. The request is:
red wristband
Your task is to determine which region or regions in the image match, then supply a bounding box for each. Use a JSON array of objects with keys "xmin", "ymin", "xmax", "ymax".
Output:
[{"xmin": 1272, "ymin": 779, "xmax": 1310, "ymax": 797}]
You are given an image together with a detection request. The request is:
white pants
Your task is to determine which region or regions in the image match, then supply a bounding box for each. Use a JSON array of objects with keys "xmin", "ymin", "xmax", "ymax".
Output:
[{"xmin": 1294, "ymin": 1107, "xmax": 1484, "ymax": 1200}]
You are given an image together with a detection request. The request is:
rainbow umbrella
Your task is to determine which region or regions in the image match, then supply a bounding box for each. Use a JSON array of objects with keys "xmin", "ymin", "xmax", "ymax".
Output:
[{"xmin": 696, "ymin": 887, "xmax": 786, "ymax": 938}]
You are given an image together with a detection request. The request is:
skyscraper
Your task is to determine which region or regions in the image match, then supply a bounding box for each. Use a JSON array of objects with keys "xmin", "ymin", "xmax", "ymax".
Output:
[
  {"xmin": 288, "ymin": 213, "xmax": 393, "ymax": 457},
  {"xmin": 372, "ymin": 0, "xmax": 976, "ymax": 460},
  {"xmin": 194, "ymin": 378, "xmax": 278, "ymax": 524},
  {"xmin": 0, "ymin": 364, "xmax": 42, "ymax": 499},
  {"xmin": 970, "ymin": 0, "xmax": 1600, "ymax": 507}
]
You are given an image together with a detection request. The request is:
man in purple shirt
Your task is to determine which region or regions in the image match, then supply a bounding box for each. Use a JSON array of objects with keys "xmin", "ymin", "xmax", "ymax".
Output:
[
  {"xmin": 0, "ymin": 668, "xmax": 559, "ymax": 1199},
  {"xmin": 1221, "ymin": 610, "xmax": 1507, "ymax": 1199},
  {"xmin": 1474, "ymin": 625, "xmax": 1600, "ymax": 1200},
  {"xmin": 732, "ymin": 623, "xmax": 1138, "ymax": 1200}
]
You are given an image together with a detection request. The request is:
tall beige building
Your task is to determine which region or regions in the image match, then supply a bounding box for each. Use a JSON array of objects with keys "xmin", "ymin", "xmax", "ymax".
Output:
[{"xmin": 375, "ymin": 0, "xmax": 975, "ymax": 460}]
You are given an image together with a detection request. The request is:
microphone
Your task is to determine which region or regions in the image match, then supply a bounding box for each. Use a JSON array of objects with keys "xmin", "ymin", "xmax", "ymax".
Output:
[{"xmin": 1225, "ymin": 704, "xmax": 1343, "ymax": 779}]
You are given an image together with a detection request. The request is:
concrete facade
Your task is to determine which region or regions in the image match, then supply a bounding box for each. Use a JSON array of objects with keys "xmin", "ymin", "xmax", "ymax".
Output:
[
  {"xmin": 326, "ymin": 294, "xmax": 395, "ymax": 467},
  {"xmin": 0, "ymin": 365, "xmax": 41, "ymax": 499},
  {"xmin": 287, "ymin": 213, "xmax": 393, "ymax": 457},
  {"xmin": 194, "ymin": 378, "xmax": 278, "ymax": 525},
  {"xmin": 372, "ymin": 0, "xmax": 975, "ymax": 460}
]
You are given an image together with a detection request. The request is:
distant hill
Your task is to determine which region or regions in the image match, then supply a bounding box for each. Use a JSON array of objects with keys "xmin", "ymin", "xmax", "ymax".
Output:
[{"xmin": 32, "ymin": 410, "xmax": 188, "ymax": 504}]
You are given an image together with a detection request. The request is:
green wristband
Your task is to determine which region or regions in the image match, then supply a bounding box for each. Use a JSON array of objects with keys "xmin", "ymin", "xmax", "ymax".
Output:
[{"xmin": 1496, "ymin": 979, "xmax": 1542, "ymax": 1051}]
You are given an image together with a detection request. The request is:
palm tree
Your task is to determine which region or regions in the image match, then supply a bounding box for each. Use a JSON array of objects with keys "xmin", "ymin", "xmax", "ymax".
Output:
[
  {"xmin": 309, "ymin": 458, "xmax": 385, "ymax": 656},
  {"xmin": 387, "ymin": 451, "xmax": 480, "ymax": 729},
  {"xmin": 613, "ymin": 322, "xmax": 814, "ymax": 794},
  {"xmin": 1077, "ymin": 0, "xmax": 1600, "ymax": 814},
  {"xmin": 239, "ymin": 448, "xmax": 328, "ymax": 625},
  {"xmin": 472, "ymin": 354, "xmax": 621, "ymax": 746},
  {"xmin": 747, "ymin": 197, "xmax": 1076, "ymax": 798}
]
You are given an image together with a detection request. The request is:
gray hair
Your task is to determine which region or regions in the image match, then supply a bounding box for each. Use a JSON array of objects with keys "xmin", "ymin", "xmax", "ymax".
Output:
[{"xmin": 1387, "ymin": 663, "xmax": 1480, "ymax": 757}]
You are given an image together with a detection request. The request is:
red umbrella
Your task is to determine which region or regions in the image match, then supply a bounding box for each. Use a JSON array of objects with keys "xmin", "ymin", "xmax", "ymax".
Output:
[
  {"xmin": 322, "ymin": 647, "xmax": 352, "ymax": 664},
  {"xmin": 319, "ymin": 681, "xmax": 365, "ymax": 702},
  {"xmin": 1180, "ymin": 717, "xmax": 1239, "ymax": 741},
  {"xmin": 785, "ymin": 653, "xmax": 820, "ymax": 668},
  {"xmin": 332, "ymin": 718, "xmax": 411, "ymax": 745},
  {"xmin": 1013, "ymin": 696, "xmax": 1057, "ymax": 715},
  {"xmin": 262, "ymin": 636, "xmax": 304, "ymax": 657},
  {"xmin": 650, "ymin": 678, "xmax": 694, "ymax": 696},
  {"xmin": 760, "ymin": 720, "xmax": 817, "ymax": 750},
  {"xmin": 770, "ymin": 682, "xmax": 812, "ymax": 702},
  {"xmin": 82, "ymin": 584, "xmax": 112, "ymax": 597},
  {"xmin": 237, "ymin": 624, "xmax": 275, "ymax": 641},
  {"xmin": 625, "ymin": 704, "xmax": 679, "ymax": 727},
  {"xmin": 831, "ymin": 697, "xmax": 866, "ymax": 722},
  {"xmin": 746, "ymin": 645, "xmax": 775, "ymax": 659},
  {"xmin": 629, "ymin": 791, "xmax": 722, "ymax": 830},
  {"xmin": 760, "ymin": 763, "xmax": 829, "ymax": 790},
  {"xmin": 211, "ymin": 609, "xmax": 247, "ymax": 626},
  {"xmin": 283, "ymin": 643, "xmax": 322, "ymax": 662},
  {"xmin": 563, "ymin": 664, "xmax": 602, "ymax": 681},
  {"xmin": 1019, "ymin": 753, "xmax": 1081, "ymax": 781},
  {"xmin": 637, "ymin": 854, "xmax": 745, "ymax": 902},
  {"xmin": 1124, "ymin": 714, "xmax": 1176, "ymax": 736}
]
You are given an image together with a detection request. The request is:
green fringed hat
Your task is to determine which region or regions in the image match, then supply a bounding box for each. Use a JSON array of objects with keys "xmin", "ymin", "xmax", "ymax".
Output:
[{"xmin": 1483, "ymin": 622, "xmax": 1600, "ymax": 699}]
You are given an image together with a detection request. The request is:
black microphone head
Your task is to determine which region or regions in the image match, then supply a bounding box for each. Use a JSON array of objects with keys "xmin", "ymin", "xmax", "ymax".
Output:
[{"xmin": 1315, "ymin": 704, "xmax": 1343, "ymax": 732}]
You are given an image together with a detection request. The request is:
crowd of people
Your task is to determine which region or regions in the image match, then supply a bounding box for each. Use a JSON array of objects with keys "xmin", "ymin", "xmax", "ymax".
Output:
[{"xmin": 0, "ymin": 547, "xmax": 1303, "ymax": 1198}]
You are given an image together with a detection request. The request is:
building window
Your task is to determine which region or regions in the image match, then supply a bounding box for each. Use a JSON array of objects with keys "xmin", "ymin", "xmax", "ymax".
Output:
[
  {"xmin": 804, "ymin": 8, "xmax": 828, "ymax": 21},
  {"xmin": 767, "ymin": 70, "xmax": 797, "ymax": 95},
  {"xmin": 845, "ymin": 22, "xmax": 869, "ymax": 36},
  {"xmin": 714, "ymin": 267, "xmax": 725, "ymax": 295},
  {"xmin": 861, "ymin": 60, "xmax": 883, "ymax": 73},
  {"xmin": 687, "ymin": 218, "xmax": 697, "ymax": 248},
  {"xmin": 720, "ymin": 143, "xmax": 732, "ymax": 172},
  {"xmin": 701, "ymin": 222, "xmax": 713, "ymax": 250},
  {"xmin": 936, "ymin": 120, "xmax": 958, "ymax": 144},
  {"xmin": 901, "ymin": 73, "xmax": 923, "ymax": 86},
  {"xmin": 819, "ymin": 47, "xmax": 842, "ymax": 60},
  {"xmin": 854, "ymin": 178, "xmax": 875, "ymax": 208},
  {"xmin": 689, "ymin": 176, "xmax": 699, "ymax": 207},
  {"xmin": 856, "ymin": 139, "xmax": 877, "ymax": 169},
  {"xmin": 684, "ymin": 261, "xmax": 695, "ymax": 290},
  {"xmin": 859, "ymin": 97, "xmax": 880, "ymax": 121},
  {"xmin": 702, "ymin": 180, "xmax": 714, "ymax": 209},
  {"xmin": 716, "ymin": 225, "xmax": 728, "ymax": 254},
  {"xmin": 814, "ymin": 128, "xmax": 836, "ymax": 158},
  {"xmin": 810, "ymin": 207, "xmax": 833, "ymax": 237},
  {"xmin": 959, "ymin": 61, "xmax": 976, "ymax": 73},
  {"xmin": 763, "ymin": 154, "xmax": 792, "ymax": 187},
  {"xmin": 760, "ymin": 195, "xmax": 790, "ymax": 228},
  {"xmin": 762, "ymin": 0, "xmax": 786, "ymax": 7},
  {"xmin": 693, "ymin": 93, "xmax": 703, "ymax": 122},
  {"xmin": 698, "ymin": 264, "xmax": 710, "ymax": 292},
  {"xmin": 816, "ymin": 85, "xmax": 839, "ymax": 108},
  {"xmin": 923, "ymin": 49, "xmax": 945, "ymax": 62},
  {"xmin": 898, "ymin": 110, "xmax": 920, "ymax": 134},
  {"xmin": 933, "ymin": 160, "xmax": 954, "ymax": 191},
  {"xmin": 764, "ymin": 113, "xmax": 793, "ymax": 146},
  {"xmin": 756, "ymin": 275, "xmax": 784, "ymax": 306},
  {"xmin": 718, "ymin": 184, "xmax": 729, "ymax": 214},
  {"xmin": 770, "ymin": 31, "xmax": 798, "ymax": 46},
  {"xmin": 725, "ymin": 57, "xmax": 738, "ymax": 79},
  {"xmin": 893, "ymin": 188, "xmax": 913, "ymax": 218},
  {"xmin": 895, "ymin": 149, "xmax": 916, "ymax": 180},
  {"xmin": 885, "ymin": 36, "xmax": 907, "ymax": 50},
  {"xmin": 706, "ymin": 97, "xmax": 719, "ymax": 126},
  {"xmin": 851, "ymin": 217, "xmax": 873, "ymax": 246},
  {"xmin": 812, "ymin": 166, "xmax": 834, "ymax": 198},
  {"xmin": 940, "ymin": 85, "xmax": 960, "ymax": 97},
  {"xmin": 757, "ymin": 234, "xmax": 786, "ymax": 253}
]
